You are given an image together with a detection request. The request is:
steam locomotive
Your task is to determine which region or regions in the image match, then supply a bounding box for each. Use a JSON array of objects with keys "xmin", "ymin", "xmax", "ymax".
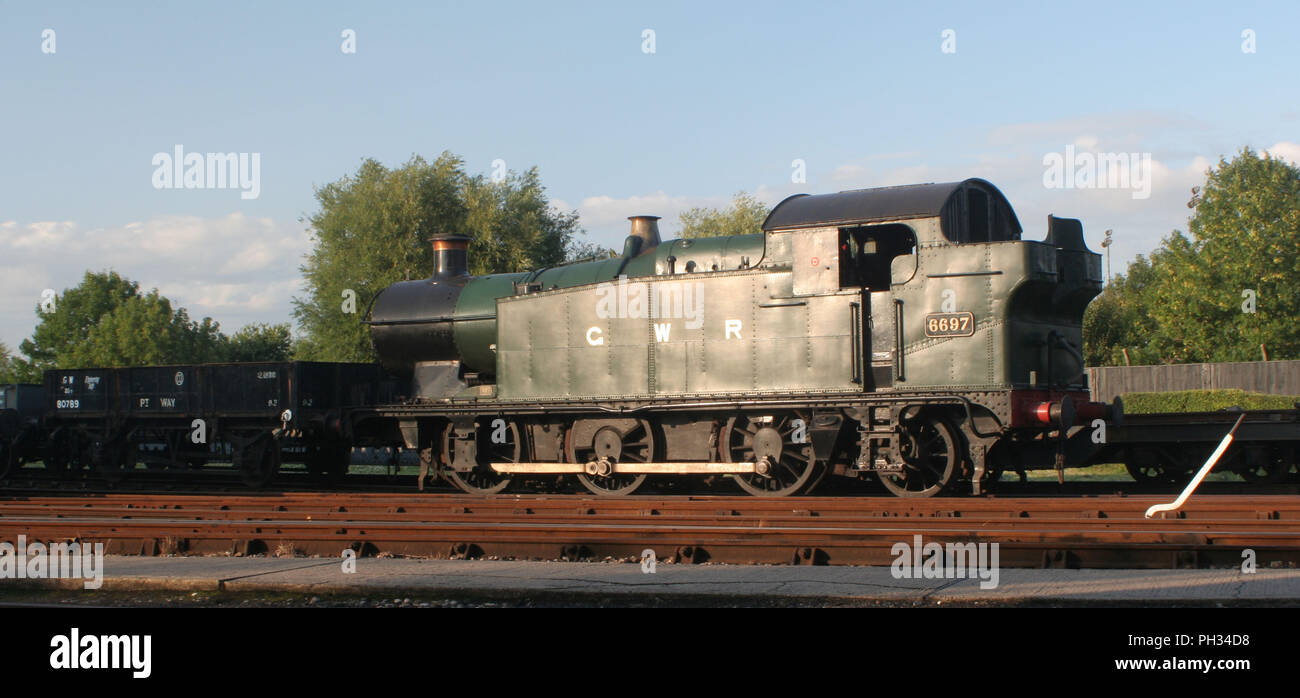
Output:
[
  {"xmin": 2, "ymin": 179, "xmax": 1134, "ymax": 497},
  {"xmin": 366, "ymin": 178, "xmax": 1120, "ymax": 496}
]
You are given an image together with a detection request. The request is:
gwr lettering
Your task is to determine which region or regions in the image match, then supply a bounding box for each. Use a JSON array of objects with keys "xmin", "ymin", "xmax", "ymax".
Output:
[{"xmin": 586, "ymin": 319, "xmax": 745, "ymax": 345}]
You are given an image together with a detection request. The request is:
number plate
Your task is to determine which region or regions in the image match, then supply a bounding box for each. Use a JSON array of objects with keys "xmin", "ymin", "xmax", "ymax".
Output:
[{"xmin": 924, "ymin": 311, "xmax": 975, "ymax": 337}]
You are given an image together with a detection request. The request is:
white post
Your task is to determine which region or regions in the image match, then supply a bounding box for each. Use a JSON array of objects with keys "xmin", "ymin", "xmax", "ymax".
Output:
[{"xmin": 1144, "ymin": 413, "xmax": 1246, "ymax": 519}]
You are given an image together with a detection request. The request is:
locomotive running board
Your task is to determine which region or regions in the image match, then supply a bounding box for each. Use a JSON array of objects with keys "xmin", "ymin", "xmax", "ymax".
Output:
[{"xmin": 490, "ymin": 462, "xmax": 757, "ymax": 474}]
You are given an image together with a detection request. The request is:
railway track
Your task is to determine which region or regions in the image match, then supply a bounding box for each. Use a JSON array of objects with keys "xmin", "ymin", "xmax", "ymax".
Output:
[
  {"xmin": 3, "ymin": 469, "xmax": 1298, "ymax": 498},
  {"xmin": 2, "ymin": 493, "xmax": 1298, "ymax": 569}
]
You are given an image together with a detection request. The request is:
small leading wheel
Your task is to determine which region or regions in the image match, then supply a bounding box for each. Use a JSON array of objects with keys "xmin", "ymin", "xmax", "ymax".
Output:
[
  {"xmin": 723, "ymin": 412, "xmax": 817, "ymax": 497},
  {"xmin": 800, "ymin": 461, "xmax": 830, "ymax": 495},
  {"xmin": 878, "ymin": 415, "xmax": 959, "ymax": 498},
  {"xmin": 442, "ymin": 420, "xmax": 517, "ymax": 495},
  {"xmin": 570, "ymin": 419, "xmax": 655, "ymax": 496}
]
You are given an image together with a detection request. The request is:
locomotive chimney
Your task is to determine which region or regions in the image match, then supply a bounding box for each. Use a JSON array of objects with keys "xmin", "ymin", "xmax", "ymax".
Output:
[
  {"xmin": 429, "ymin": 233, "xmax": 471, "ymax": 281},
  {"xmin": 627, "ymin": 216, "xmax": 661, "ymax": 251}
]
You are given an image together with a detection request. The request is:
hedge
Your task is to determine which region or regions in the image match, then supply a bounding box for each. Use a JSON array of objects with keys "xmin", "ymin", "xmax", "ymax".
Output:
[{"xmin": 1120, "ymin": 389, "xmax": 1300, "ymax": 414}]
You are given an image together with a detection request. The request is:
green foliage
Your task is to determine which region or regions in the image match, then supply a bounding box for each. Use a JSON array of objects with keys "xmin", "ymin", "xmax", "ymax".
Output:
[
  {"xmin": 461, "ymin": 168, "xmax": 581, "ymax": 275},
  {"xmin": 19, "ymin": 270, "xmax": 139, "ymax": 372},
  {"xmin": 225, "ymin": 323, "xmax": 292, "ymax": 362},
  {"xmin": 63, "ymin": 291, "xmax": 226, "ymax": 368},
  {"xmin": 292, "ymin": 153, "xmax": 581, "ymax": 362},
  {"xmin": 19, "ymin": 270, "xmax": 228, "ymax": 369},
  {"xmin": 1123, "ymin": 389, "xmax": 1300, "ymax": 414},
  {"xmin": 563, "ymin": 238, "xmax": 617, "ymax": 263},
  {"xmin": 0, "ymin": 342, "xmax": 28, "ymax": 384},
  {"xmin": 9, "ymin": 270, "xmax": 291, "ymax": 373},
  {"xmin": 16, "ymin": 271, "xmax": 225, "ymax": 371},
  {"xmin": 678, "ymin": 192, "xmax": 769, "ymax": 239},
  {"xmin": 1082, "ymin": 257, "xmax": 1161, "ymax": 366},
  {"xmin": 1084, "ymin": 148, "xmax": 1300, "ymax": 364}
]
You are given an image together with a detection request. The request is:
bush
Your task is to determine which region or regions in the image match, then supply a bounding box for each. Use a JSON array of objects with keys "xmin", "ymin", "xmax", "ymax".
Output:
[{"xmin": 1122, "ymin": 389, "xmax": 1300, "ymax": 414}]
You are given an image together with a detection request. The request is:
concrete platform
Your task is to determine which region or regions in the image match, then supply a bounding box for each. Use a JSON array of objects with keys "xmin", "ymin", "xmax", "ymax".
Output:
[{"xmin": 5, "ymin": 555, "xmax": 1300, "ymax": 605}]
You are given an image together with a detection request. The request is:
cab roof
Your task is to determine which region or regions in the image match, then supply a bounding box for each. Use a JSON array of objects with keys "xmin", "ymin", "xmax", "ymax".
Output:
[{"xmin": 762, "ymin": 178, "xmax": 1022, "ymax": 240}]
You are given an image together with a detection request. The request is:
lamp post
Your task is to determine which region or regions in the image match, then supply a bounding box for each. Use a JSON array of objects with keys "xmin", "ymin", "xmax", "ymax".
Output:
[{"xmin": 1100, "ymin": 229, "xmax": 1113, "ymax": 284}]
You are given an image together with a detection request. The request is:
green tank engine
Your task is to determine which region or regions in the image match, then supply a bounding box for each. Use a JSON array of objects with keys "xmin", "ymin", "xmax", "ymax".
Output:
[{"xmin": 368, "ymin": 178, "xmax": 1120, "ymax": 497}]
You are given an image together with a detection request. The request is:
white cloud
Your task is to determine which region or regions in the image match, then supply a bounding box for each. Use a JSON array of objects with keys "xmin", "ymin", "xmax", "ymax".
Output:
[
  {"xmin": 1266, "ymin": 141, "xmax": 1300, "ymax": 165},
  {"xmin": 572, "ymin": 191, "xmax": 734, "ymax": 244},
  {"xmin": 817, "ymin": 113, "xmax": 1251, "ymax": 276},
  {"xmin": 0, "ymin": 220, "xmax": 78, "ymax": 250},
  {"xmin": 573, "ymin": 130, "xmax": 1214, "ymax": 280},
  {"xmin": 0, "ymin": 213, "xmax": 310, "ymax": 352}
]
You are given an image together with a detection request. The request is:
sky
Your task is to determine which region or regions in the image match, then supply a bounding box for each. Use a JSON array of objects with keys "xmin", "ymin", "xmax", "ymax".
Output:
[{"xmin": 1, "ymin": 1, "xmax": 1298, "ymax": 352}]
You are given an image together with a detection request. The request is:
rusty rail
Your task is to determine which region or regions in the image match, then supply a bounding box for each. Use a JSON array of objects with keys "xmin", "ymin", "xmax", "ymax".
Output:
[{"xmin": 2, "ymin": 493, "xmax": 1298, "ymax": 568}]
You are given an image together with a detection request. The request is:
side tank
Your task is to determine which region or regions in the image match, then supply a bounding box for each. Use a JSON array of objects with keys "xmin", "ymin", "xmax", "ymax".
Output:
[{"xmin": 368, "ymin": 219, "xmax": 767, "ymax": 391}]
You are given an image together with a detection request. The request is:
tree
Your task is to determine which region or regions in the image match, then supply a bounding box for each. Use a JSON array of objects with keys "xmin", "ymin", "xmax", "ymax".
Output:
[
  {"xmin": 225, "ymin": 323, "xmax": 292, "ymax": 362},
  {"xmin": 1082, "ymin": 148, "xmax": 1300, "ymax": 364},
  {"xmin": 564, "ymin": 238, "xmax": 617, "ymax": 263},
  {"xmin": 19, "ymin": 270, "xmax": 139, "ymax": 373},
  {"xmin": 13, "ymin": 270, "xmax": 227, "ymax": 372},
  {"xmin": 460, "ymin": 167, "xmax": 581, "ymax": 275},
  {"xmin": 292, "ymin": 153, "xmax": 581, "ymax": 362},
  {"xmin": 1142, "ymin": 148, "xmax": 1300, "ymax": 362},
  {"xmin": 677, "ymin": 192, "xmax": 769, "ymax": 239},
  {"xmin": 1082, "ymin": 257, "xmax": 1161, "ymax": 366},
  {"xmin": 0, "ymin": 342, "xmax": 27, "ymax": 384},
  {"xmin": 62, "ymin": 291, "xmax": 224, "ymax": 368}
]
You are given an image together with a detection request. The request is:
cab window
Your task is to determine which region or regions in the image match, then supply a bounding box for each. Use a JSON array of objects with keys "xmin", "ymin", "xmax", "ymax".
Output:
[{"xmin": 839, "ymin": 224, "xmax": 916, "ymax": 289}]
